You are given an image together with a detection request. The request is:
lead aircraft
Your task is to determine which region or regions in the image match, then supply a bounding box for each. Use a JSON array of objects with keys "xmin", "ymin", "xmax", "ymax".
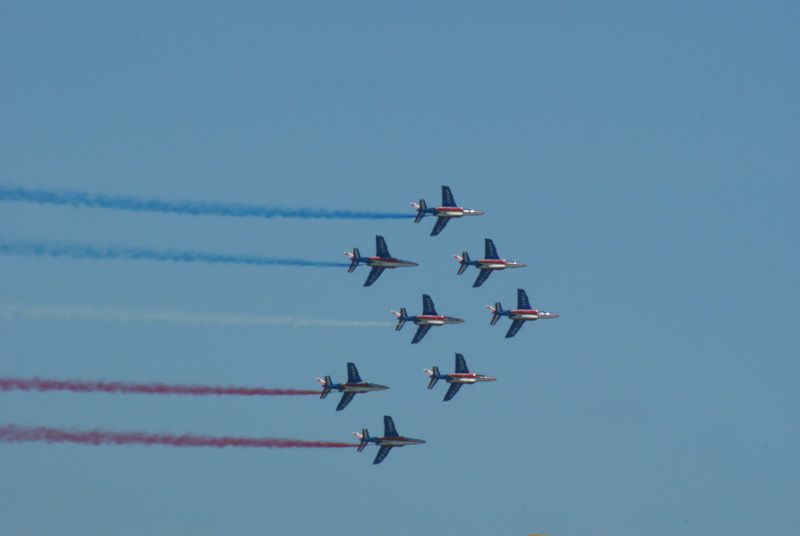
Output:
[
  {"xmin": 345, "ymin": 235, "xmax": 418, "ymax": 287},
  {"xmin": 316, "ymin": 362, "xmax": 389, "ymax": 411},
  {"xmin": 486, "ymin": 288, "xmax": 560, "ymax": 338},
  {"xmin": 392, "ymin": 294, "xmax": 464, "ymax": 344},
  {"xmin": 425, "ymin": 353, "xmax": 496, "ymax": 401},
  {"xmin": 354, "ymin": 415, "xmax": 426, "ymax": 465},
  {"xmin": 454, "ymin": 238, "xmax": 527, "ymax": 287},
  {"xmin": 411, "ymin": 185, "xmax": 484, "ymax": 236}
]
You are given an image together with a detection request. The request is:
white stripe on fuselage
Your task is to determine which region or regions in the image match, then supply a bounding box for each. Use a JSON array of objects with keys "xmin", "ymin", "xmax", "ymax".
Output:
[
  {"xmin": 378, "ymin": 438, "xmax": 423, "ymax": 446},
  {"xmin": 369, "ymin": 258, "xmax": 412, "ymax": 268},
  {"xmin": 447, "ymin": 373, "xmax": 494, "ymax": 384},
  {"xmin": 449, "ymin": 377, "xmax": 478, "ymax": 384},
  {"xmin": 510, "ymin": 310, "xmax": 540, "ymax": 320},
  {"xmin": 342, "ymin": 384, "xmax": 382, "ymax": 393},
  {"xmin": 477, "ymin": 260, "xmax": 526, "ymax": 270},
  {"xmin": 478, "ymin": 261, "xmax": 509, "ymax": 270},
  {"xmin": 416, "ymin": 316, "xmax": 445, "ymax": 325},
  {"xmin": 435, "ymin": 208, "xmax": 465, "ymax": 217}
]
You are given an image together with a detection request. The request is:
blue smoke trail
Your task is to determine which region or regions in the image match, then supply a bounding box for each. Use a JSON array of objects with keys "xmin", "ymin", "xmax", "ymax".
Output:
[
  {"xmin": 0, "ymin": 240, "xmax": 348, "ymax": 268},
  {"xmin": 0, "ymin": 186, "xmax": 414, "ymax": 220}
]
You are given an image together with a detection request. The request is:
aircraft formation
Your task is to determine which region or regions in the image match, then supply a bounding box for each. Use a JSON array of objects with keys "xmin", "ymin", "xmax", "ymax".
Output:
[
  {"xmin": 1, "ymin": 184, "xmax": 553, "ymax": 466},
  {"xmin": 339, "ymin": 185, "xmax": 559, "ymax": 464}
]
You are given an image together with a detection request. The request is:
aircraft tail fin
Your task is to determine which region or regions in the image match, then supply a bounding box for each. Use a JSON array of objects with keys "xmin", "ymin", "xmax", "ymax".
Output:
[
  {"xmin": 346, "ymin": 248, "xmax": 361, "ymax": 272},
  {"xmin": 412, "ymin": 199, "xmax": 428, "ymax": 223},
  {"xmin": 354, "ymin": 429, "xmax": 369, "ymax": 452},
  {"xmin": 487, "ymin": 302, "xmax": 503, "ymax": 325},
  {"xmin": 455, "ymin": 251, "xmax": 470, "ymax": 275},
  {"xmin": 316, "ymin": 376, "xmax": 333, "ymax": 399},
  {"xmin": 392, "ymin": 308, "xmax": 408, "ymax": 331},
  {"xmin": 425, "ymin": 367, "xmax": 440, "ymax": 389}
]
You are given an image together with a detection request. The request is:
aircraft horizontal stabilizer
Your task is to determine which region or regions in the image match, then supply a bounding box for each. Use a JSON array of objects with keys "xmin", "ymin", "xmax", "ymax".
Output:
[
  {"xmin": 456, "ymin": 252, "xmax": 470, "ymax": 275},
  {"xmin": 488, "ymin": 303, "xmax": 503, "ymax": 325},
  {"xmin": 425, "ymin": 367, "xmax": 440, "ymax": 389},
  {"xmin": 392, "ymin": 308, "xmax": 407, "ymax": 330},
  {"xmin": 316, "ymin": 376, "xmax": 332, "ymax": 399},
  {"xmin": 413, "ymin": 199, "xmax": 427, "ymax": 223}
]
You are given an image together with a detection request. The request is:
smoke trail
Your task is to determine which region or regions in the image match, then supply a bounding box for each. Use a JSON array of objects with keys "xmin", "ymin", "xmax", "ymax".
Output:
[
  {"xmin": 0, "ymin": 239, "xmax": 347, "ymax": 268},
  {"xmin": 0, "ymin": 186, "xmax": 414, "ymax": 220},
  {"xmin": 0, "ymin": 425, "xmax": 356, "ymax": 449},
  {"xmin": 0, "ymin": 378, "xmax": 321, "ymax": 397},
  {"xmin": 0, "ymin": 304, "xmax": 392, "ymax": 328}
]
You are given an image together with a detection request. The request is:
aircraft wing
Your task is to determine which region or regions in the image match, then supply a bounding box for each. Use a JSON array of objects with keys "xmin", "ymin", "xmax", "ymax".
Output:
[
  {"xmin": 373, "ymin": 445, "xmax": 393, "ymax": 465},
  {"xmin": 454, "ymin": 353, "xmax": 469, "ymax": 373},
  {"xmin": 411, "ymin": 325, "xmax": 431, "ymax": 344},
  {"xmin": 375, "ymin": 235, "xmax": 390, "ymax": 258},
  {"xmin": 346, "ymin": 362, "xmax": 362, "ymax": 383},
  {"xmin": 364, "ymin": 267, "xmax": 385, "ymax": 287},
  {"xmin": 422, "ymin": 294, "xmax": 437, "ymax": 315},
  {"xmin": 517, "ymin": 288, "xmax": 531, "ymax": 310},
  {"xmin": 383, "ymin": 416, "xmax": 398, "ymax": 437},
  {"xmin": 336, "ymin": 392, "xmax": 356, "ymax": 411},
  {"xmin": 430, "ymin": 216, "xmax": 450, "ymax": 236},
  {"xmin": 484, "ymin": 238, "xmax": 499, "ymax": 259},
  {"xmin": 441, "ymin": 185, "xmax": 457, "ymax": 207},
  {"xmin": 472, "ymin": 269, "xmax": 492, "ymax": 288},
  {"xmin": 443, "ymin": 383, "xmax": 462, "ymax": 402},
  {"xmin": 505, "ymin": 319, "xmax": 525, "ymax": 338}
]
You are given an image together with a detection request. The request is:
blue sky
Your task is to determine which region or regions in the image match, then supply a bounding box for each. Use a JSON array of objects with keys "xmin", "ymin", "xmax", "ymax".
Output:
[{"xmin": 1, "ymin": 2, "xmax": 799, "ymax": 535}]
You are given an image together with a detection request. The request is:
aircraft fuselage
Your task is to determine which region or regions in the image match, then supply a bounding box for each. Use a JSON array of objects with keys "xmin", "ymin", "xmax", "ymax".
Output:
[
  {"xmin": 414, "ymin": 315, "xmax": 464, "ymax": 326},
  {"xmin": 508, "ymin": 309, "xmax": 560, "ymax": 321},
  {"xmin": 475, "ymin": 259, "xmax": 527, "ymax": 270},
  {"xmin": 366, "ymin": 257, "xmax": 418, "ymax": 269},
  {"xmin": 376, "ymin": 436, "xmax": 426, "ymax": 447},
  {"xmin": 434, "ymin": 207, "xmax": 484, "ymax": 218},
  {"xmin": 445, "ymin": 373, "xmax": 497, "ymax": 384},
  {"xmin": 335, "ymin": 382, "xmax": 389, "ymax": 394}
]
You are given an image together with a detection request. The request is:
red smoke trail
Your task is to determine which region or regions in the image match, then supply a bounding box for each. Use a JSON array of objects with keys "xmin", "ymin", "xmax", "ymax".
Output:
[
  {"xmin": 0, "ymin": 377, "xmax": 321, "ymax": 397},
  {"xmin": 0, "ymin": 425, "xmax": 356, "ymax": 449}
]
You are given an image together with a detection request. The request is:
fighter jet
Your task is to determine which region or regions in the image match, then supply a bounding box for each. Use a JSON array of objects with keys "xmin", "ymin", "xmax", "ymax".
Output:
[
  {"xmin": 454, "ymin": 238, "xmax": 527, "ymax": 287},
  {"xmin": 354, "ymin": 415, "xmax": 426, "ymax": 465},
  {"xmin": 486, "ymin": 288, "xmax": 559, "ymax": 338},
  {"xmin": 411, "ymin": 185, "xmax": 484, "ymax": 236},
  {"xmin": 346, "ymin": 235, "xmax": 418, "ymax": 287},
  {"xmin": 316, "ymin": 362, "xmax": 389, "ymax": 411},
  {"xmin": 392, "ymin": 294, "xmax": 464, "ymax": 344},
  {"xmin": 425, "ymin": 353, "xmax": 496, "ymax": 402}
]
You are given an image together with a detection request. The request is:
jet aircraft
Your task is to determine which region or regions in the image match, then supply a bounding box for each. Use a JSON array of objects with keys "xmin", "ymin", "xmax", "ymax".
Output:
[
  {"xmin": 411, "ymin": 185, "xmax": 484, "ymax": 236},
  {"xmin": 316, "ymin": 362, "xmax": 389, "ymax": 411},
  {"xmin": 425, "ymin": 353, "xmax": 496, "ymax": 401},
  {"xmin": 454, "ymin": 238, "xmax": 527, "ymax": 287},
  {"xmin": 486, "ymin": 288, "xmax": 559, "ymax": 338},
  {"xmin": 354, "ymin": 415, "xmax": 426, "ymax": 465},
  {"xmin": 346, "ymin": 235, "xmax": 418, "ymax": 287},
  {"xmin": 392, "ymin": 294, "xmax": 464, "ymax": 344}
]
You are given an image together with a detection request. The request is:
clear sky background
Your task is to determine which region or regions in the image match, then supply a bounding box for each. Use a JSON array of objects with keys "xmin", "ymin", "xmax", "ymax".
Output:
[{"xmin": 1, "ymin": 2, "xmax": 798, "ymax": 535}]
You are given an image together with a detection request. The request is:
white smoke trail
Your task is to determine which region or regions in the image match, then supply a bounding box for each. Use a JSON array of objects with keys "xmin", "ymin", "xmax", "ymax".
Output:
[{"xmin": 0, "ymin": 304, "xmax": 392, "ymax": 328}]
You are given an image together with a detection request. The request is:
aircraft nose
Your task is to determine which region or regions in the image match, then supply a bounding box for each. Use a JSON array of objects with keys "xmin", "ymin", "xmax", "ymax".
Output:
[{"xmin": 375, "ymin": 384, "xmax": 390, "ymax": 391}]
